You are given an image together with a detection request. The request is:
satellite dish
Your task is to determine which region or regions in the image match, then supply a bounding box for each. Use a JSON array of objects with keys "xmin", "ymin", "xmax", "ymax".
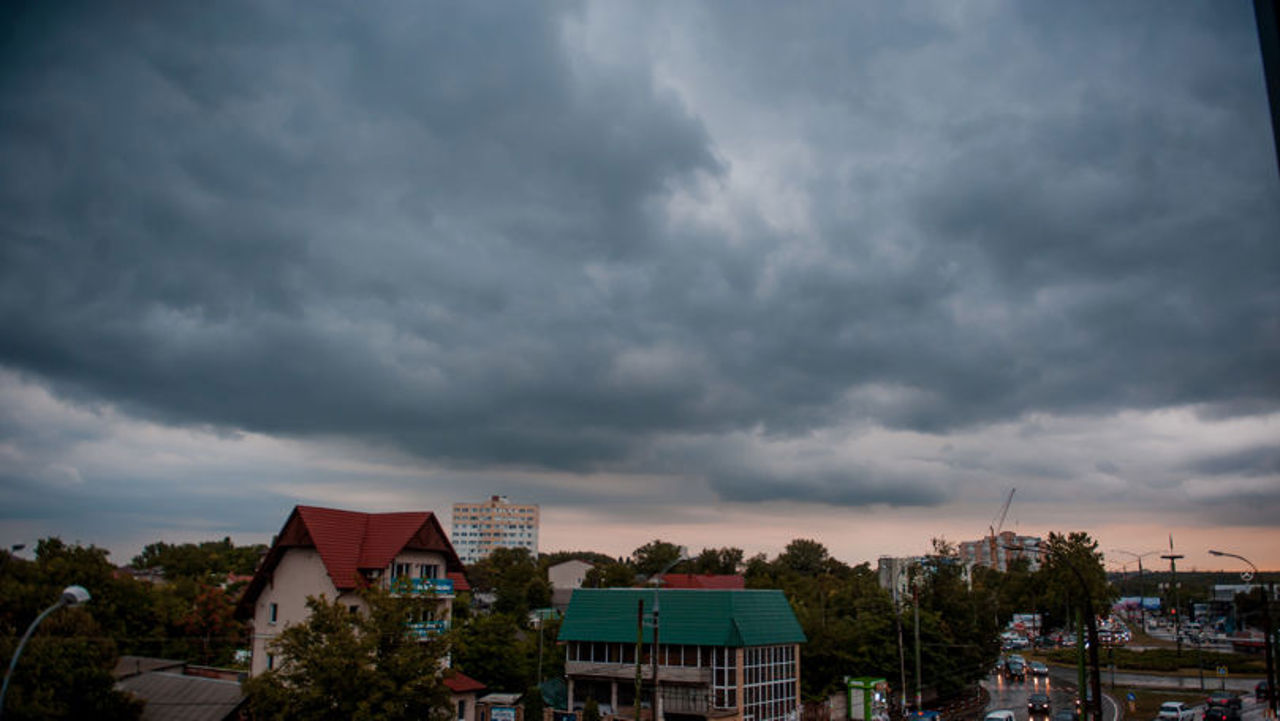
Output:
[{"xmin": 1240, "ymin": 570, "xmax": 1254, "ymax": 583}]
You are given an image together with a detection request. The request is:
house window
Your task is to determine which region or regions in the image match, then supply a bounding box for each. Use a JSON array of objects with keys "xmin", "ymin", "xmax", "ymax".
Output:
[
  {"xmin": 418, "ymin": 563, "xmax": 440, "ymax": 579},
  {"xmin": 269, "ymin": 603, "xmax": 278, "ymax": 624},
  {"xmin": 393, "ymin": 562, "xmax": 412, "ymax": 579},
  {"xmin": 350, "ymin": 605, "xmax": 360, "ymax": 615},
  {"xmin": 457, "ymin": 700, "xmax": 467, "ymax": 721},
  {"xmin": 266, "ymin": 653, "xmax": 275, "ymax": 671}
]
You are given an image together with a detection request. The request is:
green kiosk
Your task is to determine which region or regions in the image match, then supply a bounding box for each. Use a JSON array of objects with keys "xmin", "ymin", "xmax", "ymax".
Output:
[{"xmin": 845, "ymin": 677, "xmax": 889, "ymax": 721}]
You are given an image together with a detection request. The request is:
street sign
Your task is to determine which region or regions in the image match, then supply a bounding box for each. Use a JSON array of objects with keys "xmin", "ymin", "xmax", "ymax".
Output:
[{"xmin": 1217, "ymin": 666, "xmax": 1228, "ymax": 677}]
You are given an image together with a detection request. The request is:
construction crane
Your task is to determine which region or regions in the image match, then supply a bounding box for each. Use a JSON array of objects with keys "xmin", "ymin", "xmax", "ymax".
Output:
[{"xmin": 987, "ymin": 488, "xmax": 1015, "ymax": 570}]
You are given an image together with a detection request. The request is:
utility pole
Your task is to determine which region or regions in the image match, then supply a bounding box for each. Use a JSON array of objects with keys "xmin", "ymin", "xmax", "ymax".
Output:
[
  {"xmin": 635, "ymin": 600, "xmax": 644, "ymax": 721},
  {"xmin": 1162, "ymin": 544, "xmax": 1185, "ymax": 657},
  {"xmin": 913, "ymin": 569, "xmax": 923, "ymax": 712},
  {"xmin": 894, "ymin": 568, "xmax": 908, "ymax": 719}
]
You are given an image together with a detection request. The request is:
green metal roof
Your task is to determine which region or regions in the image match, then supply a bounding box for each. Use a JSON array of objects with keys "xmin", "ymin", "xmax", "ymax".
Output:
[{"xmin": 557, "ymin": 589, "xmax": 806, "ymax": 647}]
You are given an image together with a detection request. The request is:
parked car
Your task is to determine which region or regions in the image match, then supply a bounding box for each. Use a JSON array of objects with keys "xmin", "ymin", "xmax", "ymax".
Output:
[
  {"xmin": 1027, "ymin": 693, "xmax": 1051, "ymax": 717},
  {"xmin": 1203, "ymin": 706, "xmax": 1241, "ymax": 721},
  {"xmin": 1156, "ymin": 701, "xmax": 1195, "ymax": 721},
  {"xmin": 1205, "ymin": 692, "xmax": 1241, "ymax": 710},
  {"xmin": 1029, "ymin": 661, "xmax": 1049, "ymax": 677}
]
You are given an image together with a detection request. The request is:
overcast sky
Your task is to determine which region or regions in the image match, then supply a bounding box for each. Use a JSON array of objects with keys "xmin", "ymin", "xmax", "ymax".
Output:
[{"xmin": 2, "ymin": 1, "xmax": 1277, "ymax": 571}]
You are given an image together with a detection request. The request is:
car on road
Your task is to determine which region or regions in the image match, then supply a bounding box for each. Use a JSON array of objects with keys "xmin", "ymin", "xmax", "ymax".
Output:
[
  {"xmin": 984, "ymin": 710, "xmax": 1016, "ymax": 721},
  {"xmin": 1029, "ymin": 661, "xmax": 1049, "ymax": 677},
  {"xmin": 1004, "ymin": 660, "xmax": 1026, "ymax": 681},
  {"xmin": 1203, "ymin": 706, "xmax": 1241, "ymax": 721},
  {"xmin": 1156, "ymin": 701, "xmax": 1196, "ymax": 721},
  {"xmin": 1027, "ymin": 693, "xmax": 1051, "ymax": 717},
  {"xmin": 1205, "ymin": 692, "xmax": 1241, "ymax": 710}
]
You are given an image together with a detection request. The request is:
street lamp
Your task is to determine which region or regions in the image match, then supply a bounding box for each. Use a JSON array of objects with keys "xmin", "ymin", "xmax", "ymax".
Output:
[
  {"xmin": 1208, "ymin": 549, "xmax": 1276, "ymax": 717},
  {"xmin": 1005, "ymin": 544, "xmax": 1103, "ymax": 721},
  {"xmin": 0, "ymin": 585, "xmax": 92, "ymax": 718},
  {"xmin": 637, "ymin": 550, "xmax": 688, "ymax": 721}
]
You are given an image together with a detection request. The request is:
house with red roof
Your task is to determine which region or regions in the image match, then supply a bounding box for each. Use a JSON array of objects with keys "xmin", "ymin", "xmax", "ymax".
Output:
[
  {"xmin": 658, "ymin": 573, "xmax": 746, "ymax": 590},
  {"xmin": 237, "ymin": 505, "xmax": 472, "ymax": 679}
]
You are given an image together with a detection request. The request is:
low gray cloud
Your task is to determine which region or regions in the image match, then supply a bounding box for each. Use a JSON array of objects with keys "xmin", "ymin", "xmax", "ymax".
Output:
[
  {"xmin": 0, "ymin": 0, "xmax": 1277, "ymax": 521},
  {"xmin": 1188, "ymin": 446, "xmax": 1280, "ymax": 478}
]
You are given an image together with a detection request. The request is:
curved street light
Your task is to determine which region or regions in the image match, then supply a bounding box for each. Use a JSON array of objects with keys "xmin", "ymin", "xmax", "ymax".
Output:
[
  {"xmin": 0, "ymin": 585, "xmax": 92, "ymax": 719},
  {"xmin": 1005, "ymin": 543, "xmax": 1104, "ymax": 721},
  {"xmin": 1208, "ymin": 549, "xmax": 1276, "ymax": 717}
]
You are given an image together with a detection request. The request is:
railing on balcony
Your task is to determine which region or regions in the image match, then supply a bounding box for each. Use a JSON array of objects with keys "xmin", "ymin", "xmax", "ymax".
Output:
[
  {"xmin": 390, "ymin": 577, "xmax": 455, "ymax": 597},
  {"xmin": 406, "ymin": 620, "xmax": 450, "ymax": 639}
]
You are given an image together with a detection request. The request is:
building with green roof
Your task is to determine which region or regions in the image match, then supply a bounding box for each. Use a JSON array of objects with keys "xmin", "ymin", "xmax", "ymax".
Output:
[{"xmin": 558, "ymin": 589, "xmax": 806, "ymax": 721}]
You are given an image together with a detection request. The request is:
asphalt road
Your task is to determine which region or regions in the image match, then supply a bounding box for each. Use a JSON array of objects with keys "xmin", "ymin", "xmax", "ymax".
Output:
[
  {"xmin": 984, "ymin": 672, "xmax": 1085, "ymax": 721},
  {"xmin": 983, "ymin": 666, "xmax": 1273, "ymax": 721}
]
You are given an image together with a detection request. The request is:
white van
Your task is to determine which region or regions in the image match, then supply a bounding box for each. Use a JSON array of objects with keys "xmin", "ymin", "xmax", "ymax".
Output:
[{"xmin": 985, "ymin": 711, "xmax": 1017, "ymax": 721}]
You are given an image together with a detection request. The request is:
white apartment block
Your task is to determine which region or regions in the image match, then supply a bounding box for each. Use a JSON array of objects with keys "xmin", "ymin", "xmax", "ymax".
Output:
[{"xmin": 451, "ymin": 495, "xmax": 540, "ymax": 564}]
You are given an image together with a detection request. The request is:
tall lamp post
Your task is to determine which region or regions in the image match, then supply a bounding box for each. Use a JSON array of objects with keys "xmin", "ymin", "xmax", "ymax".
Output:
[
  {"xmin": 1007, "ymin": 545, "xmax": 1103, "ymax": 721},
  {"xmin": 1208, "ymin": 549, "xmax": 1276, "ymax": 717},
  {"xmin": 645, "ymin": 550, "xmax": 688, "ymax": 721},
  {"xmin": 0, "ymin": 585, "xmax": 92, "ymax": 719}
]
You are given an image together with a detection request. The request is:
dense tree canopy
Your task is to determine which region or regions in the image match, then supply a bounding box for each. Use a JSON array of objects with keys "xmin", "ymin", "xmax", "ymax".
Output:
[{"xmin": 130, "ymin": 537, "xmax": 265, "ymax": 581}]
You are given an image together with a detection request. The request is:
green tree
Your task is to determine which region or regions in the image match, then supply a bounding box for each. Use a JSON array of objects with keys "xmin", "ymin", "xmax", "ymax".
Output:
[
  {"xmin": 243, "ymin": 590, "xmax": 451, "ymax": 721},
  {"xmin": 690, "ymin": 547, "xmax": 744, "ymax": 575},
  {"xmin": 0, "ymin": 605, "xmax": 143, "ymax": 720},
  {"xmin": 452, "ymin": 612, "xmax": 532, "ymax": 692},
  {"xmin": 131, "ymin": 537, "xmax": 265, "ymax": 582},
  {"xmin": 467, "ymin": 547, "xmax": 551, "ymax": 617},
  {"xmin": 776, "ymin": 539, "xmax": 831, "ymax": 576},
  {"xmin": 1039, "ymin": 532, "xmax": 1113, "ymax": 624},
  {"xmin": 630, "ymin": 540, "xmax": 684, "ymax": 578},
  {"xmin": 584, "ymin": 562, "xmax": 636, "ymax": 588}
]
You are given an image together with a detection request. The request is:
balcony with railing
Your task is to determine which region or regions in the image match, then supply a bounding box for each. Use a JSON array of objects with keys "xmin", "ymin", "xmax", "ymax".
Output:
[
  {"xmin": 406, "ymin": 619, "xmax": 450, "ymax": 639},
  {"xmin": 390, "ymin": 577, "xmax": 455, "ymax": 598}
]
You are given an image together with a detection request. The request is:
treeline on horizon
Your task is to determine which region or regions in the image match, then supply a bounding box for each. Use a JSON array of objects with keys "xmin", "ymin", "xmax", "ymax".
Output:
[{"xmin": 5, "ymin": 529, "xmax": 1245, "ymax": 720}]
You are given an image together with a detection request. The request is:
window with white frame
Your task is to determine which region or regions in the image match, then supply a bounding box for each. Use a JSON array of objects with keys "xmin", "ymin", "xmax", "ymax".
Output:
[
  {"xmin": 712, "ymin": 646, "xmax": 737, "ymax": 709},
  {"xmin": 740, "ymin": 644, "xmax": 796, "ymax": 721}
]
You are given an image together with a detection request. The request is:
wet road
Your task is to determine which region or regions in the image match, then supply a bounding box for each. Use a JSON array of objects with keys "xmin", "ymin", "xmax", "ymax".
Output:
[{"xmin": 983, "ymin": 672, "xmax": 1080, "ymax": 721}]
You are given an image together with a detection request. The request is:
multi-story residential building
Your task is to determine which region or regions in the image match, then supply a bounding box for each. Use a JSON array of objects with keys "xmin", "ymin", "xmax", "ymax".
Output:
[
  {"xmin": 558, "ymin": 589, "xmax": 806, "ymax": 721},
  {"xmin": 956, "ymin": 531, "xmax": 1042, "ymax": 572},
  {"xmin": 236, "ymin": 505, "xmax": 471, "ymax": 679},
  {"xmin": 451, "ymin": 495, "xmax": 540, "ymax": 564},
  {"xmin": 876, "ymin": 556, "xmax": 921, "ymax": 603}
]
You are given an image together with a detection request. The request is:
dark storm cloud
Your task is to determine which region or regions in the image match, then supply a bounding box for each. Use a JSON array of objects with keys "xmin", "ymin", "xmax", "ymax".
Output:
[
  {"xmin": 1188, "ymin": 445, "xmax": 1280, "ymax": 477},
  {"xmin": 1, "ymin": 1, "xmax": 1277, "ymax": 510}
]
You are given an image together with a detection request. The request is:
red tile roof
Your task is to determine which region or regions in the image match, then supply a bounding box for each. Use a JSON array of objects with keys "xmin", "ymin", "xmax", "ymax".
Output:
[
  {"xmin": 659, "ymin": 573, "xmax": 746, "ymax": 590},
  {"xmin": 236, "ymin": 505, "xmax": 469, "ymax": 618},
  {"xmin": 443, "ymin": 670, "xmax": 487, "ymax": 694}
]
